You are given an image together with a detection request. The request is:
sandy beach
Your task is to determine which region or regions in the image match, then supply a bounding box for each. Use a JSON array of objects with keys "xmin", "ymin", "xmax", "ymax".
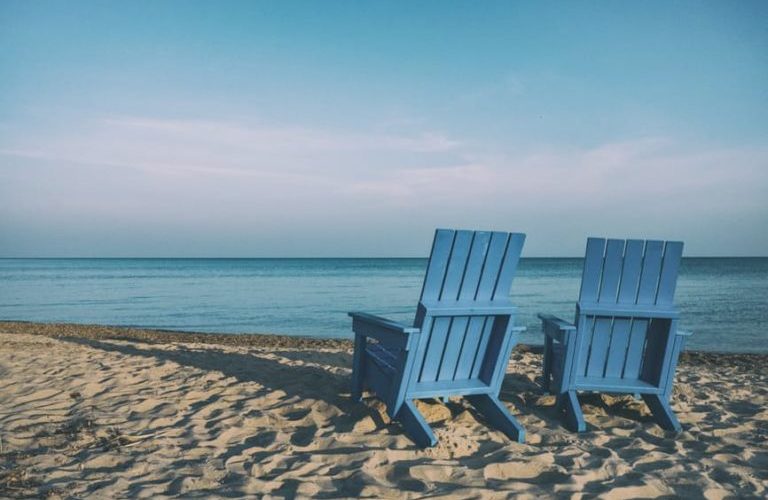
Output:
[{"xmin": 1, "ymin": 321, "xmax": 766, "ymax": 499}]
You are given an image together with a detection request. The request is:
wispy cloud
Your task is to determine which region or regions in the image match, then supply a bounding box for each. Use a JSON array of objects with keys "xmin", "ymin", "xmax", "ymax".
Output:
[
  {"xmin": 3, "ymin": 116, "xmax": 766, "ymax": 209},
  {"xmin": 0, "ymin": 116, "xmax": 462, "ymax": 179},
  {"xmin": 103, "ymin": 116, "xmax": 461, "ymax": 153},
  {"xmin": 2, "ymin": 114, "xmax": 766, "ymax": 255}
]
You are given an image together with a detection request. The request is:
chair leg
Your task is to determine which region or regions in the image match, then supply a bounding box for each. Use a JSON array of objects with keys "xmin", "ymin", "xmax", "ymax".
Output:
[
  {"xmin": 643, "ymin": 394, "xmax": 682, "ymax": 432},
  {"xmin": 542, "ymin": 337, "xmax": 553, "ymax": 393},
  {"xmin": 397, "ymin": 400, "xmax": 437, "ymax": 448},
  {"xmin": 466, "ymin": 394, "xmax": 525, "ymax": 443},
  {"xmin": 559, "ymin": 391, "xmax": 586, "ymax": 432},
  {"xmin": 351, "ymin": 335, "xmax": 365, "ymax": 401}
]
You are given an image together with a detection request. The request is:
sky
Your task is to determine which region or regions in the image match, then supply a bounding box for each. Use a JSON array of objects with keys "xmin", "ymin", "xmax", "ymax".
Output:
[{"xmin": 0, "ymin": 1, "xmax": 766, "ymax": 257}]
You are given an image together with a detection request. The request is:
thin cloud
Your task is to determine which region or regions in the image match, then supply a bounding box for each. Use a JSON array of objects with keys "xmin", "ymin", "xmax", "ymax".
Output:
[
  {"xmin": 2, "ymin": 117, "xmax": 766, "ymax": 256},
  {"xmin": 3, "ymin": 119, "xmax": 766, "ymax": 211},
  {"xmin": 101, "ymin": 116, "xmax": 461, "ymax": 153}
]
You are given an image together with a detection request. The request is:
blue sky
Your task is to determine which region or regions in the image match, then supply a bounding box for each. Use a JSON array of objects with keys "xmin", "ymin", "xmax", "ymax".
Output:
[{"xmin": 1, "ymin": 1, "xmax": 766, "ymax": 256}]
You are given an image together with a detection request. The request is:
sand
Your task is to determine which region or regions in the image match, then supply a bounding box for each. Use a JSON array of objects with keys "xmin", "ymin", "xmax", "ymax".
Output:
[{"xmin": 0, "ymin": 322, "xmax": 766, "ymax": 499}]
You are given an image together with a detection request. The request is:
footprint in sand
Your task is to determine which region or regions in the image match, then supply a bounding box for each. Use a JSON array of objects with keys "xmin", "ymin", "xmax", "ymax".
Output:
[
  {"xmin": 283, "ymin": 408, "xmax": 311, "ymax": 421},
  {"xmin": 484, "ymin": 459, "xmax": 557, "ymax": 481},
  {"xmin": 246, "ymin": 430, "xmax": 277, "ymax": 449},
  {"xmin": 290, "ymin": 425, "xmax": 318, "ymax": 447}
]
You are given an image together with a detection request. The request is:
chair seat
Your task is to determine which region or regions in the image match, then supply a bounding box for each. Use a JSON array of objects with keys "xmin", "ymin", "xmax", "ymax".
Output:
[
  {"xmin": 366, "ymin": 342, "xmax": 399, "ymax": 374},
  {"xmin": 574, "ymin": 377, "xmax": 659, "ymax": 393}
]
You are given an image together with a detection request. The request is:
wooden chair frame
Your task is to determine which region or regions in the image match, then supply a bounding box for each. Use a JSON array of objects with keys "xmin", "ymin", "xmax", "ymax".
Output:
[
  {"xmin": 539, "ymin": 237, "xmax": 692, "ymax": 432},
  {"xmin": 350, "ymin": 229, "xmax": 527, "ymax": 447}
]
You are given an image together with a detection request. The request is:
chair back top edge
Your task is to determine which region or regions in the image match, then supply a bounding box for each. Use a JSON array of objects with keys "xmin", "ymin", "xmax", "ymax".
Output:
[
  {"xmin": 419, "ymin": 228, "xmax": 526, "ymax": 307},
  {"xmin": 578, "ymin": 237, "xmax": 684, "ymax": 310}
]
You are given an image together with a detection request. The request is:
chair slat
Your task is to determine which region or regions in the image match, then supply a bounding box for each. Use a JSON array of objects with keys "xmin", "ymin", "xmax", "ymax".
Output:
[
  {"xmin": 598, "ymin": 239, "xmax": 625, "ymax": 303},
  {"xmin": 437, "ymin": 316, "xmax": 470, "ymax": 381},
  {"xmin": 366, "ymin": 343, "xmax": 399, "ymax": 374},
  {"xmin": 656, "ymin": 242, "xmax": 683, "ymax": 305},
  {"xmin": 617, "ymin": 240, "xmax": 644, "ymax": 304},
  {"xmin": 440, "ymin": 230, "xmax": 474, "ymax": 301},
  {"xmin": 419, "ymin": 317, "xmax": 451, "ymax": 382},
  {"xmin": 492, "ymin": 233, "xmax": 525, "ymax": 300},
  {"xmin": 454, "ymin": 316, "xmax": 486, "ymax": 380},
  {"xmin": 579, "ymin": 238, "xmax": 606, "ymax": 303},
  {"xmin": 586, "ymin": 318, "xmax": 612, "ymax": 377},
  {"xmin": 470, "ymin": 317, "xmax": 494, "ymax": 379},
  {"xmin": 622, "ymin": 319, "xmax": 648, "ymax": 379},
  {"xmin": 419, "ymin": 229, "xmax": 456, "ymax": 303},
  {"xmin": 474, "ymin": 232, "xmax": 509, "ymax": 299},
  {"xmin": 459, "ymin": 231, "xmax": 493, "ymax": 300},
  {"xmin": 637, "ymin": 240, "xmax": 664, "ymax": 305},
  {"xmin": 604, "ymin": 318, "xmax": 632, "ymax": 378}
]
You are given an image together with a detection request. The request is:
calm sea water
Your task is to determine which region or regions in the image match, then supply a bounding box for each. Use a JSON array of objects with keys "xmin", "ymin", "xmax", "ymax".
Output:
[{"xmin": 0, "ymin": 258, "xmax": 766, "ymax": 352}]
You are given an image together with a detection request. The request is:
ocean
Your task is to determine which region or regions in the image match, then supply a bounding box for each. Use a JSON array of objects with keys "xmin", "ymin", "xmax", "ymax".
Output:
[{"xmin": 1, "ymin": 258, "xmax": 766, "ymax": 352}]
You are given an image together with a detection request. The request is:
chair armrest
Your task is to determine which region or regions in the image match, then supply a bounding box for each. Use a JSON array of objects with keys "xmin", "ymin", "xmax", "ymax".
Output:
[
  {"xmin": 676, "ymin": 329, "xmax": 693, "ymax": 337},
  {"xmin": 538, "ymin": 313, "xmax": 577, "ymax": 343},
  {"xmin": 348, "ymin": 312, "xmax": 419, "ymax": 333},
  {"xmin": 348, "ymin": 312, "xmax": 420, "ymax": 350}
]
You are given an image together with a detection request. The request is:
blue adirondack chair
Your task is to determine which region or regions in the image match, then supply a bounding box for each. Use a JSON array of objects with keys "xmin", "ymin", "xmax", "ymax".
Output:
[
  {"xmin": 539, "ymin": 237, "xmax": 692, "ymax": 433},
  {"xmin": 349, "ymin": 229, "xmax": 527, "ymax": 447}
]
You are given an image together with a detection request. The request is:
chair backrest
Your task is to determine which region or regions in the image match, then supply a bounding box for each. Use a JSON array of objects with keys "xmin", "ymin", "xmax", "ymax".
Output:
[
  {"xmin": 410, "ymin": 229, "xmax": 525, "ymax": 386},
  {"xmin": 575, "ymin": 238, "xmax": 684, "ymax": 383}
]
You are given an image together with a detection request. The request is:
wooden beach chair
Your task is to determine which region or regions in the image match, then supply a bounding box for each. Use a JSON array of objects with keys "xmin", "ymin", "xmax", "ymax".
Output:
[
  {"xmin": 539, "ymin": 237, "xmax": 692, "ymax": 432},
  {"xmin": 349, "ymin": 229, "xmax": 527, "ymax": 447}
]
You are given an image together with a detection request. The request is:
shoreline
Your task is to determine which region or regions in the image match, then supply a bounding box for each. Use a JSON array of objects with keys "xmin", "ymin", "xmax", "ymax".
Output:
[{"xmin": 1, "ymin": 320, "xmax": 765, "ymax": 364}]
